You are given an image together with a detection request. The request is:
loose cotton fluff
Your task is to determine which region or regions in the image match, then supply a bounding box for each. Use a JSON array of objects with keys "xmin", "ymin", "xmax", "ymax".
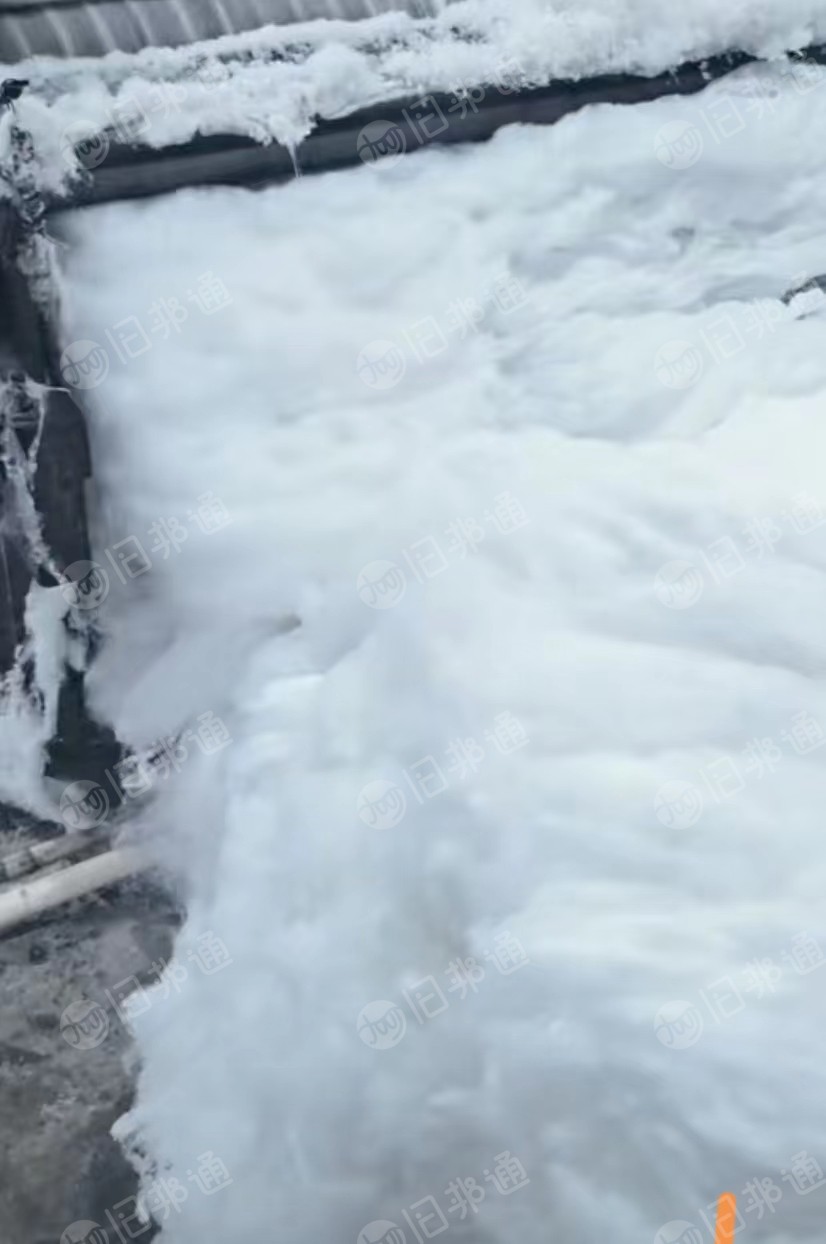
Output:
[
  {"xmin": 55, "ymin": 60, "xmax": 826, "ymax": 1244},
  {"xmin": 11, "ymin": 0, "xmax": 826, "ymax": 178}
]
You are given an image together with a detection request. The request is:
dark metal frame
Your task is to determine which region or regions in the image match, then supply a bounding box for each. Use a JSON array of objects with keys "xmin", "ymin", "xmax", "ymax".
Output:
[{"xmin": 58, "ymin": 45, "xmax": 826, "ymax": 210}]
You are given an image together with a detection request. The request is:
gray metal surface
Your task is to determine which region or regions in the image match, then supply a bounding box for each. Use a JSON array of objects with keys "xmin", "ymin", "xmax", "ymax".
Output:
[{"xmin": 0, "ymin": 0, "xmax": 446, "ymax": 61}]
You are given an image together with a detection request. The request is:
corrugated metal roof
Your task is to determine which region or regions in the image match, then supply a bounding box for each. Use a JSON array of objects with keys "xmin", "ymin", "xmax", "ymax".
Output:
[{"xmin": 0, "ymin": 0, "xmax": 444, "ymax": 61}]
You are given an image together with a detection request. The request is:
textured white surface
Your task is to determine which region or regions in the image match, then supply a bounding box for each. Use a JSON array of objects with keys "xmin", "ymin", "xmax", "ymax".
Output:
[{"xmin": 58, "ymin": 61, "xmax": 826, "ymax": 1244}]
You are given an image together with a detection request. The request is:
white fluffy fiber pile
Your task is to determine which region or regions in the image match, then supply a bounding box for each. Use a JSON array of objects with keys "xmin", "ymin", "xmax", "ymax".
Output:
[
  {"xmin": 54, "ymin": 50, "xmax": 826, "ymax": 1243},
  {"xmin": 8, "ymin": 0, "xmax": 826, "ymax": 184}
]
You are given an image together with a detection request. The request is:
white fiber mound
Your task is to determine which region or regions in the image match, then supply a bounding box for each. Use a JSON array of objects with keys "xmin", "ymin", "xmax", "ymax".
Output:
[
  {"xmin": 11, "ymin": 0, "xmax": 826, "ymax": 176},
  {"xmin": 60, "ymin": 62, "xmax": 826, "ymax": 1244}
]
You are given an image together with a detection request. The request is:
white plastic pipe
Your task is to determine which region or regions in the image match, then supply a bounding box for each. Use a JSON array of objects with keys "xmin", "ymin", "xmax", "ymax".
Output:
[{"xmin": 0, "ymin": 846, "xmax": 150, "ymax": 936}]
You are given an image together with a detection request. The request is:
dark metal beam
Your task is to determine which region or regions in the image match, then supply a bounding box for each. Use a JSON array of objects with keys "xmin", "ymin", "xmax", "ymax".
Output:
[{"xmin": 54, "ymin": 45, "xmax": 826, "ymax": 211}]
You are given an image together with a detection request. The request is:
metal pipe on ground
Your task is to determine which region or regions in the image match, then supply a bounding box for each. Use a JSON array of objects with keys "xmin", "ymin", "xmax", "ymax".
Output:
[{"xmin": 0, "ymin": 846, "xmax": 151, "ymax": 936}]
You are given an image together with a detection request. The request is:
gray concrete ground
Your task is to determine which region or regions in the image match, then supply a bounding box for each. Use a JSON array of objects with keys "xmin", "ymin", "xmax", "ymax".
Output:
[{"xmin": 0, "ymin": 806, "xmax": 179, "ymax": 1244}]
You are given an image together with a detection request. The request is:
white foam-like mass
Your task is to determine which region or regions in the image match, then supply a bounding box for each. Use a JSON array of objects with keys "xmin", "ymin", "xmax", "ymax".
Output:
[
  {"xmin": 11, "ymin": 0, "xmax": 826, "ymax": 184},
  {"xmin": 59, "ymin": 61, "xmax": 826, "ymax": 1243},
  {"xmin": 0, "ymin": 585, "xmax": 68, "ymax": 816}
]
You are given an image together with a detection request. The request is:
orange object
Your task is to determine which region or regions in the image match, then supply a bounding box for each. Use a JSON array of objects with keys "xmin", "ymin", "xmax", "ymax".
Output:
[{"xmin": 713, "ymin": 1193, "xmax": 737, "ymax": 1244}]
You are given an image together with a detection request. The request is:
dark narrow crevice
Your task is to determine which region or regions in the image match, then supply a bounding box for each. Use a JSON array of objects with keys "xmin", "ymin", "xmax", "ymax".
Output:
[{"xmin": 0, "ymin": 129, "xmax": 121, "ymax": 792}]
